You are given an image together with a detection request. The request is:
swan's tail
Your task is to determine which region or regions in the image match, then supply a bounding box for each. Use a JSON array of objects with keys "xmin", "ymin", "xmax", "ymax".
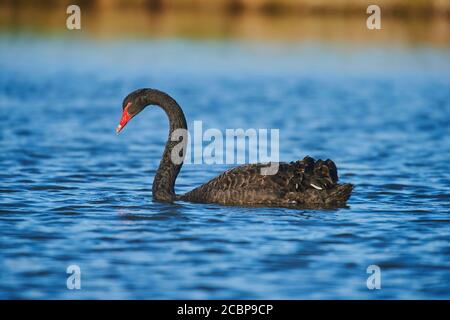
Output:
[{"xmin": 326, "ymin": 183, "xmax": 353, "ymax": 205}]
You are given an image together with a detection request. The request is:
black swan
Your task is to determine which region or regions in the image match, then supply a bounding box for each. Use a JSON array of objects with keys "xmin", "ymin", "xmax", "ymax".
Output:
[{"xmin": 116, "ymin": 88, "xmax": 353, "ymax": 208}]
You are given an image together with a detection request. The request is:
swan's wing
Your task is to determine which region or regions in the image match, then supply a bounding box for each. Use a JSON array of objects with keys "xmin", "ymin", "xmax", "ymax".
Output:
[
  {"xmin": 181, "ymin": 157, "xmax": 341, "ymax": 204},
  {"xmin": 292, "ymin": 156, "xmax": 339, "ymax": 190}
]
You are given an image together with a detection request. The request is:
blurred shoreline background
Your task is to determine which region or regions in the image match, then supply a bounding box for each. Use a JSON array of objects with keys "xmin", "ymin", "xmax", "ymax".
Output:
[{"xmin": 1, "ymin": 0, "xmax": 449, "ymax": 45}]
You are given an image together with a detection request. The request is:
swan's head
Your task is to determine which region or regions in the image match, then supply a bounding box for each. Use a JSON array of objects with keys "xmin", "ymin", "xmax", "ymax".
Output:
[{"xmin": 116, "ymin": 89, "xmax": 147, "ymax": 134}]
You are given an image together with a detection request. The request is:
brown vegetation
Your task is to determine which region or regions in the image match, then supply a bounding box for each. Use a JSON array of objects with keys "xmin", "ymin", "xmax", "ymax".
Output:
[
  {"xmin": 0, "ymin": 0, "xmax": 449, "ymax": 45},
  {"xmin": 1, "ymin": 0, "xmax": 449, "ymax": 16}
]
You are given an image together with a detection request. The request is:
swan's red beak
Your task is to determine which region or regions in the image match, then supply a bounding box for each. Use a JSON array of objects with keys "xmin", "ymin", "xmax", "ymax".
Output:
[{"xmin": 116, "ymin": 103, "xmax": 132, "ymax": 134}]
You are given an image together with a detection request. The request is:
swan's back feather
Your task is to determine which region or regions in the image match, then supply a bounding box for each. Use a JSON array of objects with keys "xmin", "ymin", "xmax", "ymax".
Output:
[{"xmin": 180, "ymin": 156, "xmax": 352, "ymax": 208}]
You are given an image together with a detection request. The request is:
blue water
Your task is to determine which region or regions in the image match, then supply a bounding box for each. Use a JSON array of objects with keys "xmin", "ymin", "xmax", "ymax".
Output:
[{"xmin": 0, "ymin": 36, "xmax": 449, "ymax": 299}]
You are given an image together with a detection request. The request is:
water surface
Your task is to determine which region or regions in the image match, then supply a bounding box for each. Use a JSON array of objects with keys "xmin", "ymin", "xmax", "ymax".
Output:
[{"xmin": 0, "ymin": 36, "xmax": 449, "ymax": 299}]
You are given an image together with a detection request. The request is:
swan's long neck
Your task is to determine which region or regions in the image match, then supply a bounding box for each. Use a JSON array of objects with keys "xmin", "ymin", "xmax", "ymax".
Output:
[{"xmin": 142, "ymin": 89, "xmax": 187, "ymax": 202}]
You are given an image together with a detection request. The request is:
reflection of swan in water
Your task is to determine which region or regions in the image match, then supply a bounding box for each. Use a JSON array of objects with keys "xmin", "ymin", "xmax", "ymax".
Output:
[{"xmin": 116, "ymin": 88, "xmax": 353, "ymax": 209}]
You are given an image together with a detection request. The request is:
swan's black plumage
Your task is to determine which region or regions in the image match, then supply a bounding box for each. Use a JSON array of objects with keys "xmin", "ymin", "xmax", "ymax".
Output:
[
  {"xmin": 180, "ymin": 158, "xmax": 352, "ymax": 207},
  {"xmin": 118, "ymin": 88, "xmax": 353, "ymax": 208}
]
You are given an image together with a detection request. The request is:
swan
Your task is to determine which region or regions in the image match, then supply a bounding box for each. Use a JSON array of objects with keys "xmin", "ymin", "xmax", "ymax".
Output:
[{"xmin": 116, "ymin": 88, "xmax": 353, "ymax": 208}]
